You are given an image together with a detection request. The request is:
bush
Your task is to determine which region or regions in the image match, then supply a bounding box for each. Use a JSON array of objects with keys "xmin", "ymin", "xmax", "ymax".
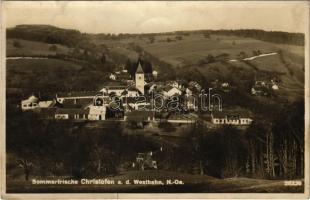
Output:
[
  {"xmin": 49, "ymin": 44, "xmax": 58, "ymax": 51},
  {"xmin": 13, "ymin": 41, "xmax": 22, "ymax": 48},
  {"xmin": 158, "ymin": 121, "xmax": 176, "ymax": 132}
]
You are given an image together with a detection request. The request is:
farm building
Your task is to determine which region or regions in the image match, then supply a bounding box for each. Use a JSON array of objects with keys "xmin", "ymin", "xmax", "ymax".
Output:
[
  {"xmin": 56, "ymin": 91, "xmax": 102, "ymax": 103},
  {"xmin": 55, "ymin": 108, "xmax": 90, "ymax": 120},
  {"xmin": 134, "ymin": 152, "xmax": 158, "ymax": 170},
  {"xmin": 211, "ymin": 110, "xmax": 253, "ymax": 125},
  {"xmin": 21, "ymin": 95, "xmax": 40, "ymax": 111},
  {"xmin": 21, "ymin": 95, "xmax": 56, "ymax": 111},
  {"xmin": 101, "ymin": 86, "xmax": 127, "ymax": 96},
  {"xmin": 122, "ymin": 96, "xmax": 149, "ymax": 111}
]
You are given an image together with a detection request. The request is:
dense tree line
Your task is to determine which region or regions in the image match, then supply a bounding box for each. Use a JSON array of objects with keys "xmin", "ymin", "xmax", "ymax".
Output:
[
  {"xmin": 6, "ymin": 107, "xmax": 160, "ymax": 179},
  {"xmin": 7, "ymin": 25, "xmax": 88, "ymax": 47},
  {"xmin": 192, "ymin": 100, "xmax": 304, "ymax": 179},
  {"xmin": 6, "ymin": 98, "xmax": 303, "ymax": 180},
  {"xmin": 200, "ymin": 29, "xmax": 304, "ymax": 46}
]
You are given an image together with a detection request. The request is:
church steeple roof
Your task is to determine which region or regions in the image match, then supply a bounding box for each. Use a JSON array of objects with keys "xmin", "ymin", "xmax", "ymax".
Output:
[{"xmin": 136, "ymin": 61, "xmax": 144, "ymax": 74}]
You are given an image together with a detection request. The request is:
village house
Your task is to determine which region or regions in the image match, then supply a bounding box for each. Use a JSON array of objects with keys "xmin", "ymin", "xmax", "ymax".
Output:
[
  {"xmin": 152, "ymin": 70, "xmax": 158, "ymax": 79},
  {"xmin": 122, "ymin": 85, "xmax": 141, "ymax": 97},
  {"xmin": 251, "ymin": 81, "xmax": 269, "ymax": 96},
  {"xmin": 186, "ymin": 95, "xmax": 198, "ymax": 111},
  {"xmin": 100, "ymin": 86, "xmax": 127, "ymax": 96},
  {"xmin": 122, "ymin": 96, "xmax": 150, "ymax": 111},
  {"xmin": 134, "ymin": 151, "xmax": 158, "ymax": 170},
  {"xmin": 21, "ymin": 95, "xmax": 55, "ymax": 111},
  {"xmin": 21, "ymin": 95, "xmax": 39, "ymax": 111},
  {"xmin": 185, "ymin": 87, "xmax": 193, "ymax": 97},
  {"xmin": 168, "ymin": 80, "xmax": 186, "ymax": 90},
  {"xmin": 56, "ymin": 91, "xmax": 102, "ymax": 104},
  {"xmin": 109, "ymin": 73, "xmax": 116, "ymax": 80},
  {"xmin": 55, "ymin": 96, "xmax": 107, "ymax": 120},
  {"xmin": 162, "ymin": 85, "xmax": 182, "ymax": 98},
  {"xmin": 211, "ymin": 110, "xmax": 253, "ymax": 125},
  {"xmin": 189, "ymin": 81, "xmax": 202, "ymax": 92},
  {"xmin": 55, "ymin": 108, "xmax": 90, "ymax": 120}
]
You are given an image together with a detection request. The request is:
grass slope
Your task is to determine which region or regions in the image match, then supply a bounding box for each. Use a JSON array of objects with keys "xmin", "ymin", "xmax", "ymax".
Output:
[{"xmin": 7, "ymin": 39, "xmax": 71, "ymax": 57}]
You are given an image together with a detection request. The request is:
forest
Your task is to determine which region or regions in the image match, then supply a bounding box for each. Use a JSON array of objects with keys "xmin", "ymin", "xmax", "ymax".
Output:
[{"xmin": 6, "ymin": 99, "xmax": 304, "ymax": 180}]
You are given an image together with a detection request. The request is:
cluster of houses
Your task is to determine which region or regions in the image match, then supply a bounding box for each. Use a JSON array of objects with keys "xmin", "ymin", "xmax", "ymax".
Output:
[
  {"xmin": 21, "ymin": 60, "xmax": 253, "ymax": 126},
  {"xmin": 251, "ymin": 80, "xmax": 279, "ymax": 96}
]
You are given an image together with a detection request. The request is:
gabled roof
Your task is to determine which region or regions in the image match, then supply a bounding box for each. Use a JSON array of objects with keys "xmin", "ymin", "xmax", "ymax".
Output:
[
  {"xmin": 55, "ymin": 108, "xmax": 90, "ymax": 115},
  {"xmin": 122, "ymin": 96, "xmax": 148, "ymax": 104},
  {"xmin": 212, "ymin": 110, "xmax": 252, "ymax": 118},
  {"xmin": 127, "ymin": 85, "xmax": 140, "ymax": 92},
  {"xmin": 57, "ymin": 91, "xmax": 101, "ymax": 98},
  {"xmin": 106, "ymin": 86, "xmax": 127, "ymax": 90},
  {"xmin": 62, "ymin": 98, "xmax": 93, "ymax": 109},
  {"xmin": 163, "ymin": 85, "xmax": 181, "ymax": 93}
]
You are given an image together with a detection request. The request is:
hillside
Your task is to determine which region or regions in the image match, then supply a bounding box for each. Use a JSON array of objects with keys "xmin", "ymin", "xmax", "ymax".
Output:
[
  {"xmin": 6, "ymin": 25, "xmax": 305, "ymax": 101},
  {"xmin": 7, "ymin": 39, "xmax": 71, "ymax": 56}
]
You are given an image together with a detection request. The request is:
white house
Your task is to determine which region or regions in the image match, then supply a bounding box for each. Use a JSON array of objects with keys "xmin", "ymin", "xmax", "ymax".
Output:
[
  {"xmin": 152, "ymin": 70, "xmax": 158, "ymax": 79},
  {"xmin": 122, "ymin": 96, "xmax": 150, "ymax": 111},
  {"xmin": 100, "ymin": 86, "xmax": 127, "ymax": 96},
  {"xmin": 162, "ymin": 86, "xmax": 182, "ymax": 97},
  {"xmin": 88, "ymin": 105, "xmax": 106, "ymax": 120},
  {"xmin": 211, "ymin": 111, "xmax": 253, "ymax": 126},
  {"xmin": 122, "ymin": 86, "xmax": 140, "ymax": 97},
  {"xmin": 38, "ymin": 100, "xmax": 54, "ymax": 108},
  {"xmin": 186, "ymin": 95, "xmax": 198, "ymax": 111},
  {"xmin": 185, "ymin": 88, "xmax": 193, "ymax": 97},
  {"xmin": 109, "ymin": 73, "xmax": 116, "ymax": 80},
  {"xmin": 21, "ymin": 95, "xmax": 39, "ymax": 111},
  {"xmin": 56, "ymin": 91, "xmax": 101, "ymax": 103},
  {"xmin": 272, "ymin": 84, "xmax": 279, "ymax": 90},
  {"xmin": 189, "ymin": 81, "xmax": 202, "ymax": 91},
  {"xmin": 54, "ymin": 108, "xmax": 89, "ymax": 120}
]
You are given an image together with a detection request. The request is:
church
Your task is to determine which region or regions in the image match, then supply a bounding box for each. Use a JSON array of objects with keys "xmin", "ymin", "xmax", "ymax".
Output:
[{"xmin": 135, "ymin": 61, "xmax": 145, "ymax": 95}]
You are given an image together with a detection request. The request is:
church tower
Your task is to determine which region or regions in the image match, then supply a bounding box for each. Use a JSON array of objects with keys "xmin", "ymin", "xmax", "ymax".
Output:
[{"xmin": 135, "ymin": 61, "xmax": 145, "ymax": 95}]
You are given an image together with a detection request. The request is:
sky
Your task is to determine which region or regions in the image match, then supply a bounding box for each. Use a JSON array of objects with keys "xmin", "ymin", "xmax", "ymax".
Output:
[{"xmin": 4, "ymin": 1, "xmax": 309, "ymax": 34}]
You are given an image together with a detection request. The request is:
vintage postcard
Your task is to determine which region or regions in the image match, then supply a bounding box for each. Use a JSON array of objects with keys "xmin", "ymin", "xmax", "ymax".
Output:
[{"xmin": 0, "ymin": 1, "xmax": 309, "ymax": 199}]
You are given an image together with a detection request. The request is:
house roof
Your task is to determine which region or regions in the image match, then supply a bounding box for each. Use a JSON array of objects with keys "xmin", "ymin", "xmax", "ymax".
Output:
[
  {"xmin": 212, "ymin": 110, "xmax": 252, "ymax": 118},
  {"xmin": 55, "ymin": 108, "xmax": 90, "ymax": 115},
  {"xmin": 106, "ymin": 86, "xmax": 127, "ymax": 90},
  {"xmin": 163, "ymin": 85, "xmax": 174, "ymax": 92},
  {"xmin": 122, "ymin": 96, "xmax": 148, "ymax": 104},
  {"xmin": 62, "ymin": 98, "xmax": 93, "ymax": 109},
  {"xmin": 127, "ymin": 85, "xmax": 140, "ymax": 92},
  {"xmin": 57, "ymin": 91, "xmax": 102, "ymax": 98},
  {"xmin": 22, "ymin": 95, "xmax": 39, "ymax": 104},
  {"xmin": 117, "ymin": 72, "xmax": 131, "ymax": 80}
]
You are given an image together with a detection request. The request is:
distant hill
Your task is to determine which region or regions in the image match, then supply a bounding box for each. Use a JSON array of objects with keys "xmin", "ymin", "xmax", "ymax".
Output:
[
  {"xmin": 7, "ymin": 25, "xmax": 304, "ymax": 47},
  {"xmin": 7, "ymin": 25, "xmax": 88, "ymax": 48},
  {"xmin": 6, "ymin": 24, "xmax": 305, "ymax": 102}
]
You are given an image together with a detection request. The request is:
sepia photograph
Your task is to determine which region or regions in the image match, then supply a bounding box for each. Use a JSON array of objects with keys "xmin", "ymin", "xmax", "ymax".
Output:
[{"xmin": 0, "ymin": 1, "xmax": 309, "ymax": 199}]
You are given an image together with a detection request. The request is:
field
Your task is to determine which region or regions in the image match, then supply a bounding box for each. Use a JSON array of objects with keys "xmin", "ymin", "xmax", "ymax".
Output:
[
  {"xmin": 91, "ymin": 33, "xmax": 304, "ymax": 100},
  {"xmin": 6, "ymin": 58, "xmax": 111, "ymax": 101},
  {"xmin": 7, "ymin": 39, "xmax": 71, "ymax": 57}
]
